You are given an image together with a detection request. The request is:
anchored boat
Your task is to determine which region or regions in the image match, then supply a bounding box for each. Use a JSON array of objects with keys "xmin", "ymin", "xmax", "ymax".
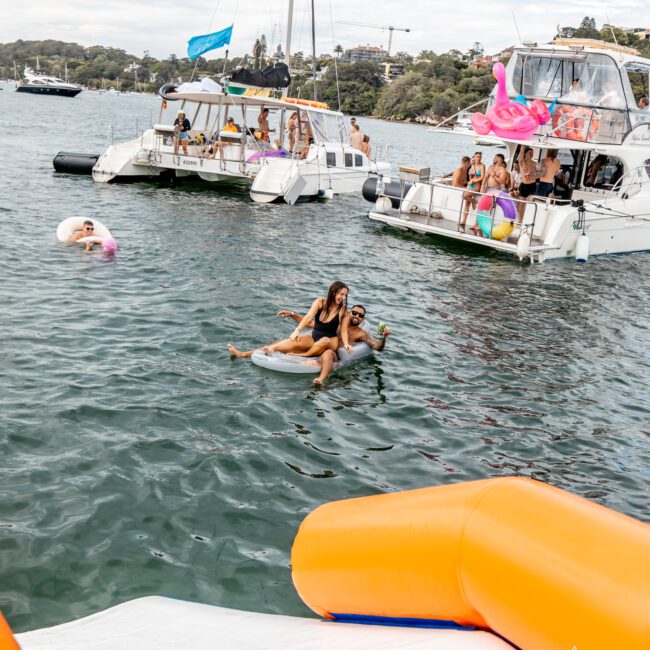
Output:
[
  {"xmin": 16, "ymin": 66, "xmax": 82, "ymax": 97},
  {"xmin": 369, "ymin": 39, "xmax": 650, "ymax": 262}
]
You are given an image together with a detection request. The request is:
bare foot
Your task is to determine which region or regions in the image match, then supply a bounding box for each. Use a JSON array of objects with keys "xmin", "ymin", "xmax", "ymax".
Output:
[
  {"xmin": 313, "ymin": 377, "xmax": 323, "ymax": 385},
  {"xmin": 227, "ymin": 343, "xmax": 248, "ymax": 359}
]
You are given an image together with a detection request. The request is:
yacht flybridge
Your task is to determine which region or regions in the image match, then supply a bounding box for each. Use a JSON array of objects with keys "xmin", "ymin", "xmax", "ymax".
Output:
[
  {"xmin": 90, "ymin": 83, "xmax": 389, "ymax": 204},
  {"xmin": 368, "ymin": 39, "xmax": 650, "ymax": 262}
]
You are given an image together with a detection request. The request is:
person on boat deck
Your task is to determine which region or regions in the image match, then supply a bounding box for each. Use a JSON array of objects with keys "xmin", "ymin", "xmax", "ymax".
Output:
[
  {"xmin": 360, "ymin": 134, "xmax": 371, "ymax": 158},
  {"xmin": 517, "ymin": 147, "xmax": 537, "ymax": 220},
  {"xmin": 257, "ymin": 107, "xmax": 273, "ymax": 142},
  {"xmin": 597, "ymin": 82, "xmax": 624, "ymax": 109},
  {"xmin": 536, "ymin": 149, "xmax": 560, "ymax": 197},
  {"xmin": 482, "ymin": 153, "xmax": 508, "ymax": 193},
  {"xmin": 349, "ymin": 123, "xmax": 364, "ymax": 150},
  {"xmin": 286, "ymin": 111, "xmax": 299, "ymax": 153},
  {"xmin": 173, "ymin": 110, "xmax": 191, "ymax": 156},
  {"xmin": 223, "ymin": 117, "xmax": 239, "ymax": 133},
  {"xmin": 639, "ymin": 97, "xmax": 649, "ymax": 110},
  {"xmin": 205, "ymin": 117, "xmax": 238, "ymax": 159},
  {"xmin": 510, "ymin": 161, "xmax": 521, "ymax": 197},
  {"xmin": 299, "ymin": 118, "xmax": 313, "ymax": 160},
  {"xmin": 227, "ymin": 281, "xmax": 352, "ymax": 361},
  {"xmin": 68, "ymin": 219, "xmax": 95, "ymax": 243},
  {"xmin": 227, "ymin": 304, "xmax": 391, "ymax": 386},
  {"xmin": 452, "ymin": 156, "xmax": 471, "ymax": 188},
  {"xmin": 461, "ymin": 152, "xmax": 485, "ymax": 231},
  {"xmin": 585, "ymin": 154, "xmax": 607, "ymax": 187}
]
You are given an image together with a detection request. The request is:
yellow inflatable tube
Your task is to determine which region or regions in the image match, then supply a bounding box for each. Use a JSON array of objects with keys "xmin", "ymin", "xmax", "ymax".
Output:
[{"xmin": 292, "ymin": 477, "xmax": 650, "ymax": 649}]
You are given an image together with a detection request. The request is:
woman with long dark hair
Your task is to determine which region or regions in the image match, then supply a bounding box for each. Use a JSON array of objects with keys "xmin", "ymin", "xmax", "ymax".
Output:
[{"xmin": 227, "ymin": 281, "xmax": 352, "ymax": 358}]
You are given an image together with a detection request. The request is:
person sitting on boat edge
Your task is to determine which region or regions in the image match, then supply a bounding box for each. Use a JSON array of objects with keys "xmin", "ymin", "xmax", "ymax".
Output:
[
  {"xmin": 68, "ymin": 219, "xmax": 95, "ymax": 243},
  {"xmin": 173, "ymin": 110, "xmax": 191, "ymax": 156},
  {"xmin": 227, "ymin": 281, "xmax": 352, "ymax": 361}
]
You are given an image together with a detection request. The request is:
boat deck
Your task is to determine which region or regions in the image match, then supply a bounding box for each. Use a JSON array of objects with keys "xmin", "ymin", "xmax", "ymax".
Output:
[{"xmin": 369, "ymin": 209, "xmax": 554, "ymax": 258}]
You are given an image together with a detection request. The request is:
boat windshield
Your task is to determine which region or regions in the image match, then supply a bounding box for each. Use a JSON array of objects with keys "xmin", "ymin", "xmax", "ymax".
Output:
[
  {"xmin": 509, "ymin": 52, "xmax": 628, "ymax": 109},
  {"xmin": 623, "ymin": 62, "xmax": 650, "ymax": 127},
  {"xmin": 304, "ymin": 112, "xmax": 346, "ymax": 145}
]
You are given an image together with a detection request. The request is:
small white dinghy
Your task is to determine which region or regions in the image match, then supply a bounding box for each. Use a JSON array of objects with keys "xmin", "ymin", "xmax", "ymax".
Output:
[
  {"xmin": 56, "ymin": 217, "xmax": 112, "ymax": 245},
  {"xmin": 251, "ymin": 341, "xmax": 373, "ymax": 374}
]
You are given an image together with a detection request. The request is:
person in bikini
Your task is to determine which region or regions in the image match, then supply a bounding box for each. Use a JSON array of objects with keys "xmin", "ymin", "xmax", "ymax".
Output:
[
  {"xmin": 461, "ymin": 152, "xmax": 485, "ymax": 231},
  {"xmin": 227, "ymin": 281, "xmax": 351, "ymax": 360},
  {"xmin": 517, "ymin": 147, "xmax": 537, "ymax": 221},
  {"xmin": 228, "ymin": 304, "xmax": 391, "ymax": 385}
]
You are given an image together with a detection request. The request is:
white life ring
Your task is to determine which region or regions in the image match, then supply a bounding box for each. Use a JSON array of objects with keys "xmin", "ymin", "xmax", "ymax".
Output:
[
  {"xmin": 251, "ymin": 341, "xmax": 373, "ymax": 374},
  {"xmin": 56, "ymin": 217, "xmax": 112, "ymax": 243}
]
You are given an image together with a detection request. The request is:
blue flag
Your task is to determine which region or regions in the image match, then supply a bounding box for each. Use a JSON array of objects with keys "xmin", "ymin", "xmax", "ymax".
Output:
[{"xmin": 187, "ymin": 25, "xmax": 234, "ymax": 60}]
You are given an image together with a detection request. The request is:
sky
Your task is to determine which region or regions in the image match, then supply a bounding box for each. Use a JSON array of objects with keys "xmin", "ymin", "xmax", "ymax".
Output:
[{"xmin": 2, "ymin": 0, "xmax": 648, "ymax": 61}]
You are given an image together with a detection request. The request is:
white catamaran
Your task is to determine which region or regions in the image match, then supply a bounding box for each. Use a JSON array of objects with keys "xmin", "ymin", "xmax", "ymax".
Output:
[{"xmin": 368, "ymin": 39, "xmax": 650, "ymax": 262}]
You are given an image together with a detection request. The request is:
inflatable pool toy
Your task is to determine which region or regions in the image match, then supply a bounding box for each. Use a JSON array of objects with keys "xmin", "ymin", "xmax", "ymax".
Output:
[
  {"xmin": 475, "ymin": 191, "xmax": 516, "ymax": 240},
  {"xmin": 251, "ymin": 341, "xmax": 373, "ymax": 374},
  {"xmin": 292, "ymin": 477, "xmax": 650, "ymax": 650},
  {"xmin": 56, "ymin": 217, "xmax": 112, "ymax": 245},
  {"xmin": 5, "ymin": 478, "xmax": 650, "ymax": 649},
  {"xmin": 471, "ymin": 63, "xmax": 550, "ymax": 140},
  {"xmin": 245, "ymin": 150, "xmax": 290, "ymax": 163},
  {"xmin": 101, "ymin": 237, "xmax": 118, "ymax": 253}
]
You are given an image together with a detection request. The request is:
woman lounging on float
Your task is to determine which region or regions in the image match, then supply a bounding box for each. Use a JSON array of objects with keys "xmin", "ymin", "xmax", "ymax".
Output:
[{"xmin": 228, "ymin": 281, "xmax": 352, "ymax": 359}]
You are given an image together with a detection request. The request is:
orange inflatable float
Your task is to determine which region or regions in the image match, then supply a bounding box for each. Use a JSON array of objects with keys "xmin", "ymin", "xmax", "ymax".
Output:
[{"xmin": 292, "ymin": 477, "xmax": 650, "ymax": 650}]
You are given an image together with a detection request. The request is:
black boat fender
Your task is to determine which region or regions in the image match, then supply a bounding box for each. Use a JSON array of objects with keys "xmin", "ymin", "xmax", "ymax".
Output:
[
  {"xmin": 362, "ymin": 176, "xmax": 412, "ymax": 209},
  {"xmin": 52, "ymin": 152, "xmax": 100, "ymax": 175}
]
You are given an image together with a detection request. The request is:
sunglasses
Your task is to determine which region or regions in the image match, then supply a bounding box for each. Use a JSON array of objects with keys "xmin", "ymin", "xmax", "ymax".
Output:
[
  {"xmin": 84, "ymin": 227, "xmax": 94, "ymax": 231},
  {"xmin": 350, "ymin": 310, "xmax": 365, "ymax": 318}
]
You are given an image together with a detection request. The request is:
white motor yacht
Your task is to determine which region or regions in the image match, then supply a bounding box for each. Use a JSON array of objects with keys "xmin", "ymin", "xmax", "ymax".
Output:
[
  {"xmin": 92, "ymin": 87, "xmax": 390, "ymax": 204},
  {"xmin": 16, "ymin": 67, "xmax": 82, "ymax": 97},
  {"xmin": 370, "ymin": 39, "xmax": 650, "ymax": 262}
]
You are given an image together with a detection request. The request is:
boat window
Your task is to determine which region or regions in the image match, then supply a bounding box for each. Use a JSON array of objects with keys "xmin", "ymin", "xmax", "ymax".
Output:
[
  {"xmin": 355, "ymin": 154, "xmax": 363, "ymax": 166},
  {"xmin": 623, "ymin": 63, "xmax": 650, "ymax": 127},
  {"xmin": 326, "ymin": 152, "xmax": 336, "ymax": 167},
  {"xmin": 645, "ymin": 159, "xmax": 650, "ymax": 178},
  {"xmin": 344, "ymin": 153, "xmax": 353, "ymax": 167},
  {"xmin": 511, "ymin": 53, "xmax": 626, "ymax": 108},
  {"xmin": 583, "ymin": 153, "xmax": 624, "ymax": 191}
]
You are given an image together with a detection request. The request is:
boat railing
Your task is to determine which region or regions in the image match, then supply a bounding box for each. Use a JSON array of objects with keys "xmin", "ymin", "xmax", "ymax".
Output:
[
  {"xmin": 605, "ymin": 165, "xmax": 650, "ymax": 204},
  {"xmin": 379, "ymin": 180, "xmax": 540, "ymax": 243}
]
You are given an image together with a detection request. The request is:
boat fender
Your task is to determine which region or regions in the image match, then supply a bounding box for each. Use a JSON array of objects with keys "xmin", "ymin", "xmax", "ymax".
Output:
[
  {"xmin": 375, "ymin": 196, "xmax": 392, "ymax": 214},
  {"xmin": 516, "ymin": 228, "xmax": 531, "ymax": 261},
  {"xmin": 318, "ymin": 188, "xmax": 334, "ymax": 201},
  {"xmin": 575, "ymin": 233, "xmax": 589, "ymax": 263}
]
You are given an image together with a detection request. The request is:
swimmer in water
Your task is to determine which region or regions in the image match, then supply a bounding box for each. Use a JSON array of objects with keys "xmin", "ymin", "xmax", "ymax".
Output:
[{"xmin": 68, "ymin": 220, "xmax": 95, "ymax": 243}]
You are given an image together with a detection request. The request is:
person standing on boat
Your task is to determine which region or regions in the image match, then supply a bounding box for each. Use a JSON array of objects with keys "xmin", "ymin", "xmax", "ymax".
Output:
[
  {"xmin": 452, "ymin": 156, "xmax": 471, "ymax": 188},
  {"xmin": 257, "ymin": 107, "xmax": 273, "ymax": 143},
  {"xmin": 461, "ymin": 152, "xmax": 485, "ymax": 231},
  {"xmin": 173, "ymin": 110, "xmax": 191, "ymax": 156},
  {"xmin": 536, "ymin": 150, "xmax": 560, "ymax": 197},
  {"xmin": 286, "ymin": 111, "xmax": 299, "ymax": 154},
  {"xmin": 517, "ymin": 147, "xmax": 537, "ymax": 221},
  {"xmin": 349, "ymin": 123, "xmax": 364, "ymax": 150},
  {"xmin": 482, "ymin": 154, "xmax": 508, "ymax": 193}
]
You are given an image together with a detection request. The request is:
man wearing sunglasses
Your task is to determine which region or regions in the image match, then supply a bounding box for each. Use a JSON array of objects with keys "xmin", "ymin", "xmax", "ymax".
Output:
[
  {"xmin": 68, "ymin": 220, "xmax": 96, "ymax": 243},
  {"xmin": 279, "ymin": 304, "xmax": 391, "ymax": 385}
]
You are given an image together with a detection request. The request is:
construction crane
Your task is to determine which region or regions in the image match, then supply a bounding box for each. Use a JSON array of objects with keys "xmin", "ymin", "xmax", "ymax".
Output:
[{"xmin": 336, "ymin": 21, "xmax": 411, "ymax": 56}]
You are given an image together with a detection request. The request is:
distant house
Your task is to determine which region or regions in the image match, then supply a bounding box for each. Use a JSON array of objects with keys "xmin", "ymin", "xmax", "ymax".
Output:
[
  {"xmin": 342, "ymin": 45, "xmax": 388, "ymax": 63},
  {"xmin": 626, "ymin": 27, "xmax": 650, "ymax": 40},
  {"xmin": 124, "ymin": 62, "xmax": 141, "ymax": 72},
  {"xmin": 469, "ymin": 46, "xmax": 514, "ymax": 70},
  {"xmin": 384, "ymin": 62, "xmax": 404, "ymax": 80}
]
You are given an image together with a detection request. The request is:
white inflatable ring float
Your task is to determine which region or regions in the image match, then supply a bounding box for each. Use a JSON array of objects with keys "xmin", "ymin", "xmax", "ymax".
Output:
[
  {"xmin": 56, "ymin": 217, "xmax": 112, "ymax": 244},
  {"xmin": 251, "ymin": 341, "xmax": 373, "ymax": 374}
]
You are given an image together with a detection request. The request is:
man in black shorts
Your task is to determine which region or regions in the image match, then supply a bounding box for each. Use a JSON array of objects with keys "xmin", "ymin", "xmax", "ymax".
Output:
[{"xmin": 517, "ymin": 147, "xmax": 537, "ymax": 221}]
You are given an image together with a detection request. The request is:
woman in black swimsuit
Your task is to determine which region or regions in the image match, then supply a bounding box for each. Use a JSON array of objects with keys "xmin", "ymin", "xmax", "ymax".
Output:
[{"xmin": 288, "ymin": 280, "xmax": 352, "ymax": 357}]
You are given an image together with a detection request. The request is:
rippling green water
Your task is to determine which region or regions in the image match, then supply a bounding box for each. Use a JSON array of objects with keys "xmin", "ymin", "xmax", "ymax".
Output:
[{"xmin": 1, "ymin": 85, "xmax": 649, "ymax": 632}]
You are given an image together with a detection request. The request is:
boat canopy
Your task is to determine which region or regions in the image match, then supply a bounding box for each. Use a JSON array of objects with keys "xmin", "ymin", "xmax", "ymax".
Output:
[
  {"xmin": 506, "ymin": 45, "xmax": 649, "ymax": 113},
  {"xmin": 223, "ymin": 63, "xmax": 291, "ymax": 89}
]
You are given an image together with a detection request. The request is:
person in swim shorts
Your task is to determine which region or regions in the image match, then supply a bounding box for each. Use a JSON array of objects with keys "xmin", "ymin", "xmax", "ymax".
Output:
[
  {"xmin": 227, "ymin": 281, "xmax": 351, "ymax": 360},
  {"xmin": 517, "ymin": 147, "xmax": 537, "ymax": 221},
  {"xmin": 536, "ymin": 149, "xmax": 560, "ymax": 197}
]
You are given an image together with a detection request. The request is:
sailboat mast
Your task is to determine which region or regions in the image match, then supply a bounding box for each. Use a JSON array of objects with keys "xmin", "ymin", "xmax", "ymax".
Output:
[
  {"xmin": 310, "ymin": 0, "xmax": 317, "ymax": 100},
  {"xmin": 285, "ymin": 0, "xmax": 294, "ymax": 67}
]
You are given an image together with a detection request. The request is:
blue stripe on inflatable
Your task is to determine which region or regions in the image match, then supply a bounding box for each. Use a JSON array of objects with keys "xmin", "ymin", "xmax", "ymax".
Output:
[{"xmin": 329, "ymin": 613, "xmax": 477, "ymax": 631}]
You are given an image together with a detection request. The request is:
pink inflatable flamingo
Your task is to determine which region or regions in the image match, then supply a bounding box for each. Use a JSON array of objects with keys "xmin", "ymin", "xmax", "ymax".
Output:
[{"xmin": 472, "ymin": 62, "xmax": 550, "ymax": 140}]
